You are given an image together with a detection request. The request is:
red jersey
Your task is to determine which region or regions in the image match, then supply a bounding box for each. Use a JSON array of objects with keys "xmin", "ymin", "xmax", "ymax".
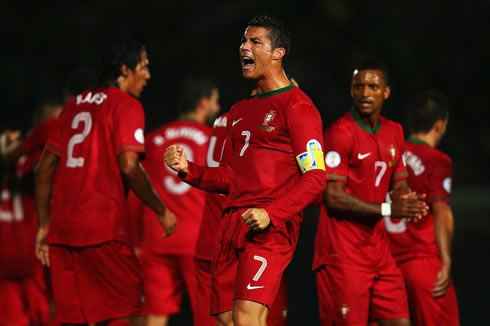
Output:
[
  {"xmin": 194, "ymin": 114, "xmax": 229, "ymax": 261},
  {"xmin": 0, "ymin": 118, "xmax": 57, "ymax": 277},
  {"xmin": 313, "ymin": 108, "xmax": 407, "ymax": 272},
  {"xmin": 140, "ymin": 120, "xmax": 212, "ymax": 255},
  {"xmin": 385, "ymin": 138, "xmax": 452, "ymax": 262},
  {"xmin": 183, "ymin": 84, "xmax": 326, "ymax": 241},
  {"xmin": 45, "ymin": 87, "xmax": 145, "ymax": 247}
]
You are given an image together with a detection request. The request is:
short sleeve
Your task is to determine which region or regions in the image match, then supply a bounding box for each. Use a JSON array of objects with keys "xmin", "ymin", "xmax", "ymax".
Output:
[
  {"xmin": 323, "ymin": 124, "xmax": 352, "ymax": 183},
  {"xmin": 393, "ymin": 124, "xmax": 408, "ymax": 181},
  {"xmin": 429, "ymin": 155, "xmax": 453, "ymax": 202},
  {"xmin": 287, "ymin": 101, "xmax": 325, "ymax": 174},
  {"xmin": 45, "ymin": 115, "xmax": 65, "ymax": 156},
  {"xmin": 114, "ymin": 101, "xmax": 145, "ymax": 155}
]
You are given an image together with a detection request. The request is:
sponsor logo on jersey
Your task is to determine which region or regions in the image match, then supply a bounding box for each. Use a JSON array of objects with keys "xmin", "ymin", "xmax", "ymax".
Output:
[
  {"xmin": 232, "ymin": 118, "xmax": 243, "ymax": 126},
  {"xmin": 443, "ymin": 177, "xmax": 452, "ymax": 193},
  {"xmin": 357, "ymin": 152, "xmax": 371, "ymax": 160},
  {"xmin": 258, "ymin": 110, "xmax": 276, "ymax": 132},
  {"xmin": 246, "ymin": 283, "xmax": 265, "ymax": 290},
  {"xmin": 306, "ymin": 139, "xmax": 322, "ymax": 151},
  {"xmin": 325, "ymin": 151, "xmax": 341, "ymax": 168},
  {"xmin": 134, "ymin": 128, "xmax": 145, "ymax": 144}
]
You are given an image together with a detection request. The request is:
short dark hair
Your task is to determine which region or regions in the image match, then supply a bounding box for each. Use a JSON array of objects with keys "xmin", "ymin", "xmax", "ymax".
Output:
[
  {"xmin": 99, "ymin": 36, "xmax": 146, "ymax": 86},
  {"xmin": 179, "ymin": 77, "xmax": 217, "ymax": 114},
  {"xmin": 353, "ymin": 59, "xmax": 390, "ymax": 86},
  {"xmin": 248, "ymin": 14, "xmax": 291, "ymax": 61},
  {"xmin": 408, "ymin": 90, "xmax": 449, "ymax": 134}
]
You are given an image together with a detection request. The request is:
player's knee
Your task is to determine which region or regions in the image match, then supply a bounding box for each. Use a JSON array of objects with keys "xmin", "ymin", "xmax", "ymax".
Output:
[{"xmin": 233, "ymin": 308, "xmax": 265, "ymax": 326}]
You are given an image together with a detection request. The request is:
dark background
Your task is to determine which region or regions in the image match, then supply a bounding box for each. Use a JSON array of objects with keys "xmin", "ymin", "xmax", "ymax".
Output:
[{"xmin": 2, "ymin": 0, "xmax": 489, "ymax": 324}]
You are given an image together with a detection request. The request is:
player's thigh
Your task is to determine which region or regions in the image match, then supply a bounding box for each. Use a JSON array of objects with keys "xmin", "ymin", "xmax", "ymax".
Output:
[
  {"xmin": 371, "ymin": 260, "xmax": 409, "ymax": 322},
  {"xmin": 234, "ymin": 230, "xmax": 293, "ymax": 309},
  {"xmin": 399, "ymin": 258, "xmax": 459, "ymax": 326},
  {"xmin": 140, "ymin": 252, "xmax": 182, "ymax": 315},
  {"xmin": 316, "ymin": 265, "xmax": 374, "ymax": 326},
  {"xmin": 0, "ymin": 278, "xmax": 29, "ymax": 325}
]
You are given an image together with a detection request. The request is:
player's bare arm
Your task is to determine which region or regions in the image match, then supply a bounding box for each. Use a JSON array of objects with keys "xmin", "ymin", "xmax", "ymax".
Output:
[
  {"xmin": 325, "ymin": 180, "xmax": 427, "ymax": 220},
  {"xmin": 391, "ymin": 179, "xmax": 429, "ymax": 221},
  {"xmin": 432, "ymin": 201, "xmax": 454, "ymax": 298},
  {"xmin": 164, "ymin": 144, "xmax": 189, "ymax": 174},
  {"xmin": 241, "ymin": 208, "xmax": 271, "ymax": 231},
  {"xmin": 118, "ymin": 151, "xmax": 176, "ymax": 237},
  {"xmin": 35, "ymin": 151, "xmax": 60, "ymax": 267}
]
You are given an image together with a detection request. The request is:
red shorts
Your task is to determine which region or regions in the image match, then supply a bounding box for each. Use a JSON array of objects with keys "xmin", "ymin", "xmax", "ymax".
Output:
[
  {"xmin": 195, "ymin": 257, "xmax": 289, "ymax": 326},
  {"xmin": 141, "ymin": 252, "xmax": 198, "ymax": 316},
  {"xmin": 398, "ymin": 257, "xmax": 459, "ymax": 326},
  {"xmin": 316, "ymin": 262, "xmax": 409, "ymax": 325},
  {"xmin": 49, "ymin": 241, "xmax": 143, "ymax": 323},
  {"xmin": 0, "ymin": 263, "xmax": 50, "ymax": 326},
  {"xmin": 211, "ymin": 208, "xmax": 295, "ymax": 316}
]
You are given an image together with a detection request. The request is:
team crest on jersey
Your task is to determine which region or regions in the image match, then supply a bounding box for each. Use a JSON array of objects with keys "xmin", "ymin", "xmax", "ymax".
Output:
[
  {"xmin": 388, "ymin": 144, "xmax": 397, "ymax": 167},
  {"xmin": 258, "ymin": 110, "xmax": 276, "ymax": 132}
]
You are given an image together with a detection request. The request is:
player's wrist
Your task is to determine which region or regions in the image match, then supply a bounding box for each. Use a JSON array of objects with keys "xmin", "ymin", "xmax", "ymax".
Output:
[{"xmin": 381, "ymin": 203, "xmax": 391, "ymax": 217}]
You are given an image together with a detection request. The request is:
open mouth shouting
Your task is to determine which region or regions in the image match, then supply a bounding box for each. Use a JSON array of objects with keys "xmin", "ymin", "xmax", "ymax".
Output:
[{"xmin": 241, "ymin": 56, "xmax": 255, "ymax": 71}]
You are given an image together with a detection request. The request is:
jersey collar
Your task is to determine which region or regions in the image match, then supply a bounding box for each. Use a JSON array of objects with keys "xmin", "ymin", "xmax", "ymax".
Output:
[
  {"xmin": 350, "ymin": 107, "xmax": 380, "ymax": 134},
  {"xmin": 407, "ymin": 137, "xmax": 430, "ymax": 146},
  {"xmin": 256, "ymin": 83, "xmax": 295, "ymax": 99}
]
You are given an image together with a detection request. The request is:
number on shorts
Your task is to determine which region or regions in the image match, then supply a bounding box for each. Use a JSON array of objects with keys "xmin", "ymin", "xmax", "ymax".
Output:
[
  {"xmin": 66, "ymin": 112, "xmax": 93, "ymax": 168},
  {"xmin": 252, "ymin": 255, "xmax": 268, "ymax": 281}
]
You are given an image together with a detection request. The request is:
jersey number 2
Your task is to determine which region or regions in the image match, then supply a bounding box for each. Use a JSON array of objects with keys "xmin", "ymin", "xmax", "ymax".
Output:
[{"xmin": 66, "ymin": 112, "xmax": 92, "ymax": 168}]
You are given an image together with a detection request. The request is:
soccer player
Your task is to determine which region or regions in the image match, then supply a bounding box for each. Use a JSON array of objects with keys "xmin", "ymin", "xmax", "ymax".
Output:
[
  {"xmin": 165, "ymin": 14, "xmax": 326, "ymax": 326},
  {"xmin": 194, "ymin": 112, "xmax": 289, "ymax": 326},
  {"xmin": 0, "ymin": 99, "xmax": 62, "ymax": 326},
  {"xmin": 313, "ymin": 60, "xmax": 428, "ymax": 326},
  {"xmin": 136, "ymin": 78, "xmax": 220, "ymax": 326},
  {"xmin": 35, "ymin": 37, "xmax": 176, "ymax": 325},
  {"xmin": 384, "ymin": 90, "xmax": 459, "ymax": 325}
]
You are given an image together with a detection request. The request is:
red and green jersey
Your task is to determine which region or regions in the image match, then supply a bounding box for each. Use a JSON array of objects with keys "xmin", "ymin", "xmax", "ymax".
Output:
[
  {"xmin": 138, "ymin": 120, "xmax": 212, "ymax": 255},
  {"xmin": 314, "ymin": 108, "xmax": 407, "ymax": 272},
  {"xmin": 182, "ymin": 84, "xmax": 326, "ymax": 242},
  {"xmin": 385, "ymin": 138, "xmax": 453, "ymax": 262},
  {"xmin": 45, "ymin": 87, "xmax": 145, "ymax": 247}
]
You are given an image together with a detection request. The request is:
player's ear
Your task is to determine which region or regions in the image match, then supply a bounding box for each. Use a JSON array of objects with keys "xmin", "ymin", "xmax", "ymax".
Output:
[
  {"xmin": 120, "ymin": 64, "xmax": 129, "ymax": 78},
  {"xmin": 272, "ymin": 47, "xmax": 286, "ymax": 61},
  {"xmin": 383, "ymin": 85, "xmax": 391, "ymax": 99}
]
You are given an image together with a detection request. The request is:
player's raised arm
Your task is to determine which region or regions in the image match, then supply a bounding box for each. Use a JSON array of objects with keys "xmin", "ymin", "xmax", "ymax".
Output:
[{"xmin": 118, "ymin": 151, "xmax": 176, "ymax": 237}]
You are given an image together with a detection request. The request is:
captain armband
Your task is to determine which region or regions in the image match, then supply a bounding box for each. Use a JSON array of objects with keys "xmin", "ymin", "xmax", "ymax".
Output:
[{"xmin": 296, "ymin": 150, "xmax": 326, "ymax": 174}]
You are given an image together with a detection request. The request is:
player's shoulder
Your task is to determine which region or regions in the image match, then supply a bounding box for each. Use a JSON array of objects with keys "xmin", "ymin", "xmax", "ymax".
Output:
[
  {"xmin": 286, "ymin": 86, "xmax": 315, "ymax": 109},
  {"xmin": 380, "ymin": 115, "xmax": 403, "ymax": 132},
  {"xmin": 328, "ymin": 110, "xmax": 355, "ymax": 131},
  {"xmin": 429, "ymin": 147, "xmax": 452, "ymax": 165},
  {"xmin": 106, "ymin": 87, "xmax": 141, "ymax": 108}
]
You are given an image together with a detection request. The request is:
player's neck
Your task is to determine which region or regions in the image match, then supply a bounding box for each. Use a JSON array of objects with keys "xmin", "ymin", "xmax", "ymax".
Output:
[
  {"xmin": 255, "ymin": 70, "xmax": 290, "ymax": 94},
  {"xmin": 179, "ymin": 112, "xmax": 202, "ymax": 123},
  {"xmin": 408, "ymin": 133, "xmax": 436, "ymax": 148}
]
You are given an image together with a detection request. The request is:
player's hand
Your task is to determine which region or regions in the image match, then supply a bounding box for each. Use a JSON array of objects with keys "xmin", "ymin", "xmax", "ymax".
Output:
[
  {"xmin": 164, "ymin": 145, "xmax": 189, "ymax": 174},
  {"xmin": 241, "ymin": 208, "xmax": 271, "ymax": 231},
  {"xmin": 4, "ymin": 129, "xmax": 21, "ymax": 144},
  {"xmin": 35, "ymin": 224, "xmax": 50, "ymax": 267},
  {"xmin": 158, "ymin": 208, "xmax": 177, "ymax": 237},
  {"xmin": 432, "ymin": 262, "xmax": 451, "ymax": 298},
  {"xmin": 391, "ymin": 192, "xmax": 429, "ymax": 221}
]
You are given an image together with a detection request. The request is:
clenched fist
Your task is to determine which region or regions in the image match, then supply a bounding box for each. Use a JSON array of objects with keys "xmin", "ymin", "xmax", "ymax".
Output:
[
  {"xmin": 241, "ymin": 208, "xmax": 271, "ymax": 231},
  {"xmin": 164, "ymin": 145, "xmax": 189, "ymax": 174}
]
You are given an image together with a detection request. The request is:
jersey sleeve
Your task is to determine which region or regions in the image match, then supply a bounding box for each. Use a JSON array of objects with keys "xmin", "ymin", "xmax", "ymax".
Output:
[
  {"xmin": 180, "ymin": 133, "xmax": 234, "ymax": 194},
  {"xmin": 429, "ymin": 155, "xmax": 453, "ymax": 203},
  {"xmin": 263, "ymin": 100, "xmax": 326, "ymax": 226},
  {"xmin": 392, "ymin": 124, "xmax": 408, "ymax": 181},
  {"xmin": 114, "ymin": 101, "xmax": 145, "ymax": 155},
  {"xmin": 324, "ymin": 123, "xmax": 352, "ymax": 183},
  {"xmin": 45, "ymin": 114, "xmax": 65, "ymax": 157}
]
